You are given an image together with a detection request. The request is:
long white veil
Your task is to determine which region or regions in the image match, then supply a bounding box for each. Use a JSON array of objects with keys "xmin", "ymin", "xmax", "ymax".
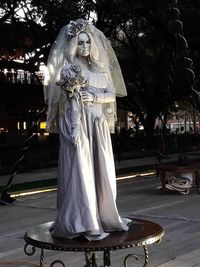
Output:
[{"xmin": 44, "ymin": 19, "xmax": 127, "ymax": 133}]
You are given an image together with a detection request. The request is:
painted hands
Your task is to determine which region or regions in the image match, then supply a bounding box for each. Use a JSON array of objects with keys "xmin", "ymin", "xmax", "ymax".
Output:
[
  {"xmin": 70, "ymin": 127, "xmax": 79, "ymax": 145},
  {"xmin": 80, "ymin": 91, "xmax": 94, "ymax": 102}
]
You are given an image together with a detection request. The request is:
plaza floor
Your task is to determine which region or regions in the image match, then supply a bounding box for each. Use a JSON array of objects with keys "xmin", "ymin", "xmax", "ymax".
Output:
[{"xmin": 0, "ymin": 171, "xmax": 200, "ymax": 267}]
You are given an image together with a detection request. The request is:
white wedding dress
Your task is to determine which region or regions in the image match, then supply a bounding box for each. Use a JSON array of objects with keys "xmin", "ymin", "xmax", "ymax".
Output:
[{"xmin": 51, "ymin": 67, "xmax": 130, "ymax": 240}]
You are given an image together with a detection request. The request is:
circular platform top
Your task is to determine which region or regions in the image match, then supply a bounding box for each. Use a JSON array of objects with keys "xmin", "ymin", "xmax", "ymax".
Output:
[{"xmin": 24, "ymin": 218, "xmax": 164, "ymax": 252}]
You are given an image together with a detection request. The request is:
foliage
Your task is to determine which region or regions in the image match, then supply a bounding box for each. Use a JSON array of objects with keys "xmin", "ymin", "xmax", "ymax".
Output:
[
  {"xmin": 94, "ymin": 0, "xmax": 200, "ymax": 137},
  {"xmin": 0, "ymin": 0, "xmax": 94, "ymax": 65},
  {"xmin": 94, "ymin": 1, "xmax": 176, "ymax": 136},
  {"xmin": 1, "ymin": 0, "xmax": 200, "ymax": 138}
]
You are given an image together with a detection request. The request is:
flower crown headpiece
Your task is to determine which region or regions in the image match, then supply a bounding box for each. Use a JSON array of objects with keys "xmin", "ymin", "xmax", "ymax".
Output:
[{"xmin": 65, "ymin": 19, "xmax": 92, "ymax": 40}]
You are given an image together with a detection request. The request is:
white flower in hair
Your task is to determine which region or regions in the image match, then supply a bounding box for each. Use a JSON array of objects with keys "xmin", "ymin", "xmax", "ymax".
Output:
[{"xmin": 65, "ymin": 19, "xmax": 92, "ymax": 40}]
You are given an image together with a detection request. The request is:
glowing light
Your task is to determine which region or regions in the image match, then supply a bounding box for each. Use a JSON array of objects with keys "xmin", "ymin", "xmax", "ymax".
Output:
[
  {"xmin": 14, "ymin": 59, "xmax": 24, "ymax": 63},
  {"xmin": 138, "ymin": 32, "xmax": 144, "ymax": 37},
  {"xmin": 116, "ymin": 171, "xmax": 156, "ymax": 181},
  {"xmin": 10, "ymin": 188, "xmax": 57, "ymax": 198},
  {"xmin": 23, "ymin": 121, "xmax": 27, "ymax": 130},
  {"xmin": 40, "ymin": 121, "xmax": 46, "ymax": 129},
  {"xmin": 17, "ymin": 122, "xmax": 20, "ymax": 130},
  {"xmin": 8, "ymin": 171, "xmax": 156, "ymax": 199}
]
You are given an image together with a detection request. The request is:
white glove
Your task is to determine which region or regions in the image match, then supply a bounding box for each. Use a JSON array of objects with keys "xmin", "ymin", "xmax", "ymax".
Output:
[{"xmin": 70, "ymin": 127, "xmax": 79, "ymax": 145}]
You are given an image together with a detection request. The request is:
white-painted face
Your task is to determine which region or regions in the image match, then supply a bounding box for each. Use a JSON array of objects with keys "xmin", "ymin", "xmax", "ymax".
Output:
[{"xmin": 76, "ymin": 32, "xmax": 91, "ymax": 57}]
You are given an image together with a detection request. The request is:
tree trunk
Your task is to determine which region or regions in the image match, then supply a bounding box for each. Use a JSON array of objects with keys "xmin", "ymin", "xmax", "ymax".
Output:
[
  {"xmin": 192, "ymin": 109, "xmax": 197, "ymax": 133},
  {"xmin": 143, "ymin": 113, "xmax": 156, "ymax": 148}
]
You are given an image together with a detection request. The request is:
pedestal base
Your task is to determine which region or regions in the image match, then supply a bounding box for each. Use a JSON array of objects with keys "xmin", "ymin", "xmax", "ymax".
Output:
[{"xmin": 24, "ymin": 218, "xmax": 164, "ymax": 267}]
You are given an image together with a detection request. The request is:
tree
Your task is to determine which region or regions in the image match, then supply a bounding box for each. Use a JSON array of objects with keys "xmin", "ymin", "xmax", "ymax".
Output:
[
  {"xmin": 0, "ymin": 0, "xmax": 94, "ymax": 66},
  {"xmin": 1, "ymin": 0, "xmax": 200, "ymax": 140},
  {"xmin": 94, "ymin": 0, "xmax": 200, "ymax": 141}
]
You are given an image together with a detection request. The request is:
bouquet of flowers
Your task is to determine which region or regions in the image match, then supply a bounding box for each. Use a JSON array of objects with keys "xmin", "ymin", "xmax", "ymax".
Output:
[{"xmin": 57, "ymin": 64, "xmax": 87, "ymax": 98}]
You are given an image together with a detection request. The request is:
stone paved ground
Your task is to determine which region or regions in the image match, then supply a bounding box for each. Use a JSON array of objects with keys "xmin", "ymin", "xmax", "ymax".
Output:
[{"xmin": 0, "ymin": 175, "xmax": 200, "ymax": 267}]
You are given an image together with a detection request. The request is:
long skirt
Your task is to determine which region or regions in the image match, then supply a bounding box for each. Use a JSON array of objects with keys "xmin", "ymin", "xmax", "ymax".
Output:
[{"xmin": 51, "ymin": 103, "xmax": 130, "ymax": 240}]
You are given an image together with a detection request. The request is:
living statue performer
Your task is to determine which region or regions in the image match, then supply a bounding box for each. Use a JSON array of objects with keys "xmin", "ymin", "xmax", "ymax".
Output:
[{"xmin": 44, "ymin": 19, "xmax": 130, "ymax": 241}]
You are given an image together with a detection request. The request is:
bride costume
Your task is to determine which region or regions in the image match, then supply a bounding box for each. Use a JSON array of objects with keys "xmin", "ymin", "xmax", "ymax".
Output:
[{"xmin": 44, "ymin": 19, "xmax": 130, "ymax": 240}]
